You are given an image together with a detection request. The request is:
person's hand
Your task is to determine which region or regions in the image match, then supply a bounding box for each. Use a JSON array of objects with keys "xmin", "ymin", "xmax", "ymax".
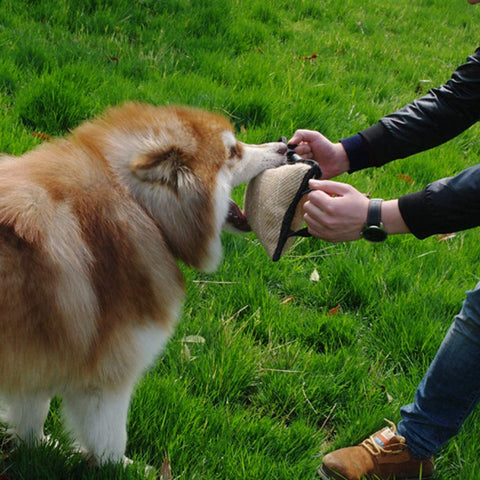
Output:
[
  {"xmin": 288, "ymin": 130, "xmax": 350, "ymax": 179},
  {"xmin": 304, "ymin": 180, "xmax": 411, "ymax": 242},
  {"xmin": 303, "ymin": 179, "xmax": 369, "ymax": 242}
]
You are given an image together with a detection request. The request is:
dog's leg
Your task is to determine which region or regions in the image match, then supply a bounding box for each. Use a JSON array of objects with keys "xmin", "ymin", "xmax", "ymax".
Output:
[
  {"xmin": 62, "ymin": 384, "xmax": 133, "ymax": 465},
  {"xmin": 3, "ymin": 392, "xmax": 51, "ymax": 445}
]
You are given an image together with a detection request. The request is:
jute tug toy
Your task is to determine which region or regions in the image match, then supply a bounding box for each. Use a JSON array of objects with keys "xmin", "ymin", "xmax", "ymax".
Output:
[{"xmin": 243, "ymin": 138, "xmax": 322, "ymax": 261}]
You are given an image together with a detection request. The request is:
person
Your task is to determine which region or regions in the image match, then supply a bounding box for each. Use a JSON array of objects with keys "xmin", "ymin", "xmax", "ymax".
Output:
[{"xmin": 288, "ymin": 1, "xmax": 480, "ymax": 478}]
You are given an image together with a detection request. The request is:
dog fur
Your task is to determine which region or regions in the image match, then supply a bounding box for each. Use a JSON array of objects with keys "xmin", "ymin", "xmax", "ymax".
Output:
[{"xmin": 0, "ymin": 102, "xmax": 286, "ymax": 464}]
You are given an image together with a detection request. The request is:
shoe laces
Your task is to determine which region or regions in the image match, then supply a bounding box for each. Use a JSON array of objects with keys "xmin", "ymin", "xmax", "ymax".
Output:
[{"xmin": 361, "ymin": 419, "xmax": 406, "ymax": 456}]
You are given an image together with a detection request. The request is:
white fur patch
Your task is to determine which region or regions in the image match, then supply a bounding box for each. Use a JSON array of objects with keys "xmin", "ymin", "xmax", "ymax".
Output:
[
  {"xmin": 134, "ymin": 323, "xmax": 175, "ymax": 374},
  {"xmin": 44, "ymin": 202, "xmax": 99, "ymax": 352},
  {"xmin": 201, "ymin": 164, "xmax": 233, "ymax": 273}
]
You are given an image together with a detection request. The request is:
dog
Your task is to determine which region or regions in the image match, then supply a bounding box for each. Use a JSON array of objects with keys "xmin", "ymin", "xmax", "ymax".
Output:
[{"xmin": 0, "ymin": 102, "xmax": 287, "ymax": 465}]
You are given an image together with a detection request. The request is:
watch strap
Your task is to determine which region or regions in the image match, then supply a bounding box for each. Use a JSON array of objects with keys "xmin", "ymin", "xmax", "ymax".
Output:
[{"xmin": 366, "ymin": 198, "xmax": 383, "ymax": 227}]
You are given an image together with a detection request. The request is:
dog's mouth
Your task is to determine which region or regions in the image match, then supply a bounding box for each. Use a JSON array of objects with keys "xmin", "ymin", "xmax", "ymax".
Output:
[
  {"xmin": 225, "ymin": 137, "xmax": 296, "ymax": 233},
  {"xmin": 226, "ymin": 199, "xmax": 251, "ymax": 232}
]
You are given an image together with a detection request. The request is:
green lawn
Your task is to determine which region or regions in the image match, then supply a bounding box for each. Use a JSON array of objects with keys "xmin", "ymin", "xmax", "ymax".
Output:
[{"xmin": 1, "ymin": 0, "xmax": 480, "ymax": 478}]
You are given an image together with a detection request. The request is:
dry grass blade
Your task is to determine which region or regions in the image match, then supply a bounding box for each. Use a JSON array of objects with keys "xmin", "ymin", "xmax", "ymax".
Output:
[{"xmin": 159, "ymin": 456, "xmax": 172, "ymax": 480}]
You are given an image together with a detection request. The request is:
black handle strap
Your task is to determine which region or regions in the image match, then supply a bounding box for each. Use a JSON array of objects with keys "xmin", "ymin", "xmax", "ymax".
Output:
[{"xmin": 272, "ymin": 163, "xmax": 322, "ymax": 261}]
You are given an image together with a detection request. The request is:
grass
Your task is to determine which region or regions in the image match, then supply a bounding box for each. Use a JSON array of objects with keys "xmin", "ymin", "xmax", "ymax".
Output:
[{"xmin": 1, "ymin": 0, "xmax": 480, "ymax": 478}]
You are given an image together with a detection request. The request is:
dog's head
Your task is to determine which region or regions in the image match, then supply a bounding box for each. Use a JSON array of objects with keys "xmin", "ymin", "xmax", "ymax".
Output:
[{"xmin": 86, "ymin": 104, "xmax": 287, "ymax": 272}]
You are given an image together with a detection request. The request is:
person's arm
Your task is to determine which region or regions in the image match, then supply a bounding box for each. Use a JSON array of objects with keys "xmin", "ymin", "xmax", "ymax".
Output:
[
  {"xmin": 399, "ymin": 164, "xmax": 480, "ymax": 239},
  {"xmin": 291, "ymin": 47, "xmax": 480, "ymax": 175},
  {"xmin": 304, "ymin": 164, "xmax": 480, "ymax": 242},
  {"xmin": 347, "ymin": 47, "xmax": 480, "ymax": 171}
]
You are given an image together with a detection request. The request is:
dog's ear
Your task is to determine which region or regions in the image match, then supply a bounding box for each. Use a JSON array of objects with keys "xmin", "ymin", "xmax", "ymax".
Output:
[{"xmin": 130, "ymin": 148, "xmax": 196, "ymax": 190}]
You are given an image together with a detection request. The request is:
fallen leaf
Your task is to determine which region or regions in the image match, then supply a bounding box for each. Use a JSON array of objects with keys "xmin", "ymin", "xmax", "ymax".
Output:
[
  {"xmin": 182, "ymin": 343, "xmax": 191, "ymax": 361},
  {"xmin": 417, "ymin": 79, "xmax": 432, "ymax": 93},
  {"xmin": 159, "ymin": 456, "xmax": 172, "ymax": 480},
  {"xmin": 301, "ymin": 53, "xmax": 318, "ymax": 61},
  {"xmin": 31, "ymin": 132, "xmax": 52, "ymax": 142},
  {"xmin": 380, "ymin": 385, "xmax": 394, "ymax": 404},
  {"xmin": 281, "ymin": 296, "xmax": 294, "ymax": 304},
  {"xmin": 328, "ymin": 304, "xmax": 341, "ymax": 316},
  {"xmin": 437, "ymin": 233, "xmax": 456, "ymax": 242},
  {"xmin": 396, "ymin": 174, "xmax": 413, "ymax": 184},
  {"xmin": 181, "ymin": 335, "xmax": 206, "ymax": 344}
]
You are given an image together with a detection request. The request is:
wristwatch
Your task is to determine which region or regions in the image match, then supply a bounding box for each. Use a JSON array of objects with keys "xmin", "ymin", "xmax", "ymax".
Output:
[{"xmin": 361, "ymin": 198, "xmax": 387, "ymax": 242}]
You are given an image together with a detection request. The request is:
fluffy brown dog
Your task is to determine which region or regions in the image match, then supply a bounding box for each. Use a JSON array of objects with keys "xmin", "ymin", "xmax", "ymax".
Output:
[{"xmin": 0, "ymin": 102, "xmax": 287, "ymax": 464}]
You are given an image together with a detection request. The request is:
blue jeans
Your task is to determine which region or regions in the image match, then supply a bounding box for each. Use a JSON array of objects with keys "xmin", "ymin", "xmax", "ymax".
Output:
[{"xmin": 397, "ymin": 281, "xmax": 480, "ymax": 459}]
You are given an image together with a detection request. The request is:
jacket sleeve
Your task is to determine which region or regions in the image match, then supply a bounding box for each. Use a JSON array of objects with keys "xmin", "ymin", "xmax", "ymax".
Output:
[
  {"xmin": 339, "ymin": 46, "xmax": 480, "ymax": 239},
  {"xmin": 398, "ymin": 164, "xmax": 480, "ymax": 239},
  {"xmin": 343, "ymin": 46, "xmax": 480, "ymax": 171}
]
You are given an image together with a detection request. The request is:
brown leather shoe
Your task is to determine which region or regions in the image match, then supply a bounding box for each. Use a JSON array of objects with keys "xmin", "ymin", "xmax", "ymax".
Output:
[{"xmin": 318, "ymin": 420, "xmax": 434, "ymax": 480}]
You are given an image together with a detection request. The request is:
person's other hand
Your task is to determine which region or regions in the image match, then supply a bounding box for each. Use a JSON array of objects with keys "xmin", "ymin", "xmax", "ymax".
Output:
[{"xmin": 288, "ymin": 130, "xmax": 350, "ymax": 179}]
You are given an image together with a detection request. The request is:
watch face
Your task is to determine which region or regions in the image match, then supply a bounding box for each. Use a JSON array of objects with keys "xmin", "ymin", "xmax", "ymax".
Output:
[{"xmin": 362, "ymin": 225, "xmax": 387, "ymax": 242}]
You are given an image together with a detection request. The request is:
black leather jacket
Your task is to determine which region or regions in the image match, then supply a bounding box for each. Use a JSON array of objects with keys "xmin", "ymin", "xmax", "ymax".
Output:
[{"xmin": 341, "ymin": 47, "xmax": 480, "ymax": 239}]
